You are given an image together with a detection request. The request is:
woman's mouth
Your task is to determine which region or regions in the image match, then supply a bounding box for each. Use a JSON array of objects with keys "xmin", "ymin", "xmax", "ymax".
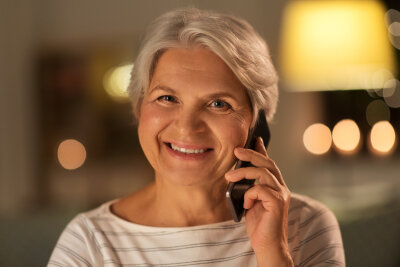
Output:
[
  {"xmin": 164, "ymin": 142, "xmax": 213, "ymax": 159},
  {"xmin": 169, "ymin": 143, "xmax": 208, "ymax": 154}
]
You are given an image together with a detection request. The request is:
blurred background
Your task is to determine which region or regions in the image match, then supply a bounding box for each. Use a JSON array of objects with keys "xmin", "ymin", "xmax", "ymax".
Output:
[{"xmin": 1, "ymin": 0, "xmax": 400, "ymax": 266}]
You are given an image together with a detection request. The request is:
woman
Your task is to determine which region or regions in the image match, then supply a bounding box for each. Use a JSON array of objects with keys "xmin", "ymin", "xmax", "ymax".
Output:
[{"xmin": 49, "ymin": 8, "xmax": 345, "ymax": 266}]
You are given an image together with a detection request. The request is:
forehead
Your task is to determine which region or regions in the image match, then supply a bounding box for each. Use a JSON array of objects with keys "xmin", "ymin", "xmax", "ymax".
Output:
[
  {"xmin": 149, "ymin": 47, "xmax": 247, "ymax": 96},
  {"xmin": 155, "ymin": 47, "xmax": 228, "ymax": 72}
]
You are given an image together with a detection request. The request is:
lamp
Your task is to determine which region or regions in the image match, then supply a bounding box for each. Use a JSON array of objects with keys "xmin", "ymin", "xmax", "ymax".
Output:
[{"xmin": 279, "ymin": 0, "xmax": 397, "ymax": 91}]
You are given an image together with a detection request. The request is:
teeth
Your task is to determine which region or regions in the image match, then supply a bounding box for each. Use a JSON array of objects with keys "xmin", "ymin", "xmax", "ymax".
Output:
[{"xmin": 170, "ymin": 143, "xmax": 207, "ymax": 154}]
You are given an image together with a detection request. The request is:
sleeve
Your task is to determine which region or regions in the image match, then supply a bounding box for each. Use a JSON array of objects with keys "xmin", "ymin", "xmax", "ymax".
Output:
[
  {"xmin": 47, "ymin": 215, "xmax": 102, "ymax": 267},
  {"xmin": 292, "ymin": 203, "xmax": 345, "ymax": 267}
]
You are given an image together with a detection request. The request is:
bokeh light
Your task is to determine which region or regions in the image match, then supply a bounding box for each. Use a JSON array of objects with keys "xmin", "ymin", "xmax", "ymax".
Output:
[
  {"xmin": 383, "ymin": 78, "xmax": 397, "ymax": 97},
  {"xmin": 388, "ymin": 33, "xmax": 400, "ymax": 50},
  {"xmin": 388, "ymin": 21, "xmax": 400, "ymax": 36},
  {"xmin": 303, "ymin": 123, "xmax": 332, "ymax": 155},
  {"xmin": 383, "ymin": 79, "xmax": 400, "ymax": 108},
  {"xmin": 371, "ymin": 69, "xmax": 394, "ymax": 90},
  {"xmin": 369, "ymin": 121, "xmax": 397, "ymax": 155},
  {"xmin": 280, "ymin": 1, "xmax": 396, "ymax": 91},
  {"xmin": 332, "ymin": 119, "xmax": 361, "ymax": 154},
  {"xmin": 57, "ymin": 139, "xmax": 87, "ymax": 170},
  {"xmin": 365, "ymin": 99, "xmax": 390, "ymax": 127},
  {"xmin": 385, "ymin": 9, "xmax": 400, "ymax": 25},
  {"xmin": 386, "ymin": 9, "xmax": 400, "ymax": 50},
  {"xmin": 103, "ymin": 63, "xmax": 133, "ymax": 102}
]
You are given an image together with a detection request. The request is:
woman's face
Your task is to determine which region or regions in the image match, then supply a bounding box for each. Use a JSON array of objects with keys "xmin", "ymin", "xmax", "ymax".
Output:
[{"xmin": 138, "ymin": 46, "xmax": 252, "ymax": 187}]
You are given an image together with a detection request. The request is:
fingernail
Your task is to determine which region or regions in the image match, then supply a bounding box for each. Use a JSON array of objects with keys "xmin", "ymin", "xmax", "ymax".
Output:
[{"xmin": 259, "ymin": 137, "xmax": 264, "ymax": 145}]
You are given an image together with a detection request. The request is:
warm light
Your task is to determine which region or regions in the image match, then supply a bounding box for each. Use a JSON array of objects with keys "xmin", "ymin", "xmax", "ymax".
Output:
[
  {"xmin": 383, "ymin": 78, "xmax": 397, "ymax": 97},
  {"xmin": 386, "ymin": 9, "xmax": 400, "ymax": 49},
  {"xmin": 332, "ymin": 119, "xmax": 361, "ymax": 154},
  {"xmin": 57, "ymin": 139, "xmax": 87, "ymax": 170},
  {"xmin": 103, "ymin": 63, "xmax": 133, "ymax": 102},
  {"xmin": 280, "ymin": 0, "xmax": 396, "ymax": 91},
  {"xmin": 303, "ymin": 123, "xmax": 332, "ymax": 155},
  {"xmin": 383, "ymin": 79, "xmax": 400, "ymax": 108},
  {"xmin": 365, "ymin": 99, "xmax": 390, "ymax": 127},
  {"xmin": 370, "ymin": 121, "xmax": 397, "ymax": 155},
  {"xmin": 388, "ymin": 22, "xmax": 400, "ymax": 37}
]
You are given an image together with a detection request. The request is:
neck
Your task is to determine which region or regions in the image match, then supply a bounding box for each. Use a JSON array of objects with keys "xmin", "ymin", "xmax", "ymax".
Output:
[{"xmin": 148, "ymin": 174, "xmax": 232, "ymax": 227}]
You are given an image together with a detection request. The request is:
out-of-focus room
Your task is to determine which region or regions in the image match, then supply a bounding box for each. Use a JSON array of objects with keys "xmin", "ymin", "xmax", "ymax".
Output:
[{"xmin": 1, "ymin": 0, "xmax": 400, "ymax": 266}]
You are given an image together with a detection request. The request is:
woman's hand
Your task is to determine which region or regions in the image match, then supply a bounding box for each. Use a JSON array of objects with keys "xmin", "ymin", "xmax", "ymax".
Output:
[{"xmin": 225, "ymin": 137, "xmax": 294, "ymax": 267}]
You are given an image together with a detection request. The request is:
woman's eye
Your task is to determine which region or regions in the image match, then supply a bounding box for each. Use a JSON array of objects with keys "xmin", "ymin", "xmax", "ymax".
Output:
[
  {"xmin": 157, "ymin": 95, "xmax": 176, "ymax": 103},
  {"xmin": 210, "ymin": 100, "xmax": 231, "ymax": 110}
]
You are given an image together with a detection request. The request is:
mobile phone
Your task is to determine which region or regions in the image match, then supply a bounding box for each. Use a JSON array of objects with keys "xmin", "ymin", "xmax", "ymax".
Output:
[{"xmin": 225, "ymin": 109, "xmax": 270, "ymax": 222}]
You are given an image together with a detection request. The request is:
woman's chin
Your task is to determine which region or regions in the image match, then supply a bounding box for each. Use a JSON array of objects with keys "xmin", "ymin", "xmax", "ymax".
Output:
[{"xmin": 158, "ymin": 170, "xmax": 224, "ymax": 188}]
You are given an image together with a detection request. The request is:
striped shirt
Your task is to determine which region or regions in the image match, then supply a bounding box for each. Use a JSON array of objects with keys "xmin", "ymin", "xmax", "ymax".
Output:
[{"xmin": 48, "ymin": 193, "xmax": 345, "ymax": 266}]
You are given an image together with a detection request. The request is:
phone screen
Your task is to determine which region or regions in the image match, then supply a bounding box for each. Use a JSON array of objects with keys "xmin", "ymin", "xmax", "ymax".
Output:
[{"xmin": 225, "ymin": 109, "xmax": 270, "ymax": 222}]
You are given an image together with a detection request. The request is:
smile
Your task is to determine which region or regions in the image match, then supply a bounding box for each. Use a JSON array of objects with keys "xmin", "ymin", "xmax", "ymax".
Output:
[
  {"xmin": 170, "ymin": 143, "xmax": 207, "ymax": 154},
  {"xmin": 165, "ymin": 142, "xmax": 213, "ymax": 157}
]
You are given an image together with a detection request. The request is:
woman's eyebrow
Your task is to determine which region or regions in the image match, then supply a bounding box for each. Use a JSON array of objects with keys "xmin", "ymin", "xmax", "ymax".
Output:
[
  {"xmin": 204, "ymin": 92, "xmax": 241, "ymax": 103},
  {"xmin": 149, "ymin": 85, "xmax": 241, "ymax": 102},
  {"xmin": 148, "ymin": 85, "xmax": 176, "ymax": 94}
]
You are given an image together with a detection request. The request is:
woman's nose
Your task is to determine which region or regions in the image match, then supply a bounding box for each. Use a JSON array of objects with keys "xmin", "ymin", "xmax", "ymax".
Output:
[{"xmin": 174, "ymin": 108, "xmax": 206, "ymax": 135}]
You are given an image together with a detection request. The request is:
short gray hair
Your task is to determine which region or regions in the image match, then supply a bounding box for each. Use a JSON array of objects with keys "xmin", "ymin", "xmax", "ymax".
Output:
[{"xmin": 128, "ymin": 7, "xmax": 279, "ymax": 125}]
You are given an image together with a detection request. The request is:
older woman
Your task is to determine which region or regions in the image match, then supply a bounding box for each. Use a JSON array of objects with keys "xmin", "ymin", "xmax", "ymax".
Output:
[{"xmin": 49, "ymin": 8, "xmax": 345, "ymax": 267}]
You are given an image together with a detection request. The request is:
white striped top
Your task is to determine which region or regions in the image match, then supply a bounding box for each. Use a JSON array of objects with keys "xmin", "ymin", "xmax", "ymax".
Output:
[{"xmin": 48, "ymin": 193, "xmax": 345, "ymax": 266}]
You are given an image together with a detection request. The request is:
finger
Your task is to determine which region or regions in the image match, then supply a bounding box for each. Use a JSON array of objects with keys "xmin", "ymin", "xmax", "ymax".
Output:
[
  {"xmin": 243, "ymin": 184, "xmax": 280, "ymax": 210},
  {"xmin": 234, "ymin": 147, "xmax": 273, "ymax": 169},
  {"xmin": 225, "ymin": 167, "xmax": 281, "ymax": 191},
  {"xmin": 255, "ymin": 137, "xmax": 267, "ymax": 156},
  {"xmin": 254, "ymin": 137, "xmax": 279, "ymax": 182},
  {"xmin": 233, "ymin": 147, "xmax": 285, "ymax": 186}
]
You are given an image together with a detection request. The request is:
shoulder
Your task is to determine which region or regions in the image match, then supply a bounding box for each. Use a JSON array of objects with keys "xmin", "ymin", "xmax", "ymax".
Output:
[
  {"xmin": 289, "ymin": 192, "xmax": 330, "ymax": 213},
  {"xmin": 67, "ymin": 200, "xmax": 114, "ymax": 232},
  {"xmin": 288, "ymin": 192, "xmax": 339, "ymax": 228},
  {"xmin": 48, "ymin": 201, "xmax": 115, "ymax": 266},
  {"xmin": 60, "ymin": 200, "xmax": 114, "ymax": 241},
  {"xmin": 287, "ymin": 193, "xmax": 345, "ymax": 266}
]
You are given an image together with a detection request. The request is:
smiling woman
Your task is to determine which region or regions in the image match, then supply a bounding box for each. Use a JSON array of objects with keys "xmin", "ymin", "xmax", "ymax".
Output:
[
  {"xmin": 138, "ymin": 47, "xmax": 252, "ymax": 189},
  {"xmin": 48, "ymin": 7, "xmax": 345, "ymax": 267}
]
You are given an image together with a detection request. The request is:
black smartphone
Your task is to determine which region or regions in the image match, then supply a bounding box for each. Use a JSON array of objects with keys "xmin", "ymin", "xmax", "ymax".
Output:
[{"xmin": 225, "ymin": 109, "xmax": 270, "ymax": 222}]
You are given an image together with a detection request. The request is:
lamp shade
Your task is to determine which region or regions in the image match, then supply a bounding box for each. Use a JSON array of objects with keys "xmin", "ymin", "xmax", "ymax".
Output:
[{"xmin": 279, "ymin": 0, "xmax": 396, "ymax": 91}]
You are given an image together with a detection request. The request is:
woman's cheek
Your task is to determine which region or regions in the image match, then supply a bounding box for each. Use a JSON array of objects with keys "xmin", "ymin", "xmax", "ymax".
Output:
[
  {"xmin": 231, "ymin": 123, "xmax": 249, "ymax": 148},
  {"xmin": 213, "ymin": 115, "xmax": 250, "ymax": 149},
  {"xmin": 138, "ymin": 103, "xmax": 165, "ymax": 146},
  {"xmin": 139, "ymin": 100, "xmax": 171, "ymax": 125}
]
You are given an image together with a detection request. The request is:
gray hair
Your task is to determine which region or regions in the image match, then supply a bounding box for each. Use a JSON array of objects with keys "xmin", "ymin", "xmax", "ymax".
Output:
[{"xmin": 128, "ymin": 7, "xmax": 279, "ymax": 125}]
